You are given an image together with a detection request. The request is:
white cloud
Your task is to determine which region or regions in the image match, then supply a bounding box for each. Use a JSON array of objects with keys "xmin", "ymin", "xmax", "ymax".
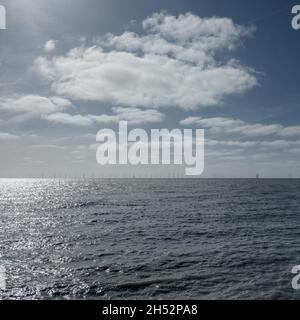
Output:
[
  {"xmin": 44, "ymin": 40, "xmax": 57, "ymax": 53},
  {"xmin": 43, "ymin": 107, "xmax": 165, "ymax": 126},
  {"xmin": 103, "ymin": 32, "xmax": 210, "ymax": 65},
  {"xmin": 0, "ymin": 95, "xmax": 73, "ymax": 121},
  {"xmin": 142, "ymin": 12, "xmax": 254, "ymax": 50},
  {"xmin": 29, "ymin": 144, "xmax": 67, "ymax": 150},
  {"xmin": 280, "ymin": 127, "xmax": 300, "ymax": 137},
  {"xmin": 88, "ymin": 114, "xmax": 118, "ymax": 124},
  {"xmin": 112, "ymin": 107, "xmax": 165, "ymax": 124},
  {"xmin": 43, "ymin": 112, "xmax": 93, "ymax": 126},
  {"xmin": 35, "ymin": 12, "xmax": 256, "ymax": 110},
  {"xmin": 206, "ymin": 138, "xmax": 300, "ymax": 149},
  {"xmin": 0, "ymin": 132, "xmax": 20, "ymax": 140},
  {"xmin": 181, "ymin": 116, "xmax": 300, "ymax": 137}
]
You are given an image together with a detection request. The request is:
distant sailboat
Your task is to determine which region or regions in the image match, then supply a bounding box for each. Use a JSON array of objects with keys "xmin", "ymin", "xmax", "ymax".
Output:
[{"xmin": 256, "ymin": 173, "xmax": 260, "ymax": 179}]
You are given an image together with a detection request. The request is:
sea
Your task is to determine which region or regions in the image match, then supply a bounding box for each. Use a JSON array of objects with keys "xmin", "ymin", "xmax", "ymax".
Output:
[{"xmin": 0, "ymin": 178, "xmax": 300, "ymax": 300}]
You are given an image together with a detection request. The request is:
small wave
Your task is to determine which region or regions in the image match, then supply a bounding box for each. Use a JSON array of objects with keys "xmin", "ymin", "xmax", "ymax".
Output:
[{"xmin": 114, "ymin": 274, "xmax": 208, "ymax": 290}]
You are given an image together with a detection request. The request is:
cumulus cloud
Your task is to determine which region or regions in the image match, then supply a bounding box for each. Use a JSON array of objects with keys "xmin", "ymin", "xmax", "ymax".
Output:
[
  {"xmin": 0, "ymin": 95, "xmax": 73, "ymax": 121},
  {"xmin": 181, "ymin": 116, "xmax": 300, "ymax": 137},
  {"xmin": 44, "ymin": 40, "xmax": 57, "ymax": 52},
  {"xmin": 43, "ymin": 107, "xmax": 165, "ymax": 126},
  {"xmin": 35, "ymin": 12, "xmax": 257, "ymax": 110},
  {"xmin": 142, "ymin": 12, "xmax": 254, "ymax": 49}
]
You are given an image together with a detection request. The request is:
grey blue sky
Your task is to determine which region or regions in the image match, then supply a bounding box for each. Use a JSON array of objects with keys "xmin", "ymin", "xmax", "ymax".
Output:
[{"xmin": 0, "ymin": 0, "xmax": 300, "ymax": 178}]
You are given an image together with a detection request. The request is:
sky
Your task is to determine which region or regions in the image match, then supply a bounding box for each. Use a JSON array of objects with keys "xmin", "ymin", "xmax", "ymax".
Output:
[{"xmin": 0, "ymin": 0, "xmax": 300, "ymax": 178}]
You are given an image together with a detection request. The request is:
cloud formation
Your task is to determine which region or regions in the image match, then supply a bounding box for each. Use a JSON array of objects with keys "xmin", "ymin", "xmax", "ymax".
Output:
[
  {"xmin": 43, "ymin": 107, "xmax": 165, "ymax": 126},
  {"xmin": 0, "ymin": 95, "xmax": 72, "ymax": 121},
  {"xmin": 44, "ymin": 40, "xmax": 57, "ymax": 53},
  {"xmin": 206, "ymin": 138, "xmax": 300, "ymax": 149},
  {"xmin": 0, "ymin": 132, "xmax": 20, "ymax": 140},
  {"xmin": 181, "ymin": 116, "xmax": 300, "ymax": 137},
  {"xmin": 142, "ymin": 12, "xmax": 254, "ymax": 51},
  {"xmin": 35, "ymin": 12, "xmax": 257, "ymax": 110}
]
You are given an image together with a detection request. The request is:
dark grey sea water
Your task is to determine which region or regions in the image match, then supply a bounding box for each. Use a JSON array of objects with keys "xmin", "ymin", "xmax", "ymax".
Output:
[{"xmin": 0, "ymin": 178, "xmax": 300, "ymax": 300}]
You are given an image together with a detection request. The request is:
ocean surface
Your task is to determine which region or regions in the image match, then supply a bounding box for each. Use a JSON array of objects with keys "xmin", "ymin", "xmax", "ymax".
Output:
[{"xmin": 0, "ymin": 178, "xmax": 300, "ymax": 300}]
